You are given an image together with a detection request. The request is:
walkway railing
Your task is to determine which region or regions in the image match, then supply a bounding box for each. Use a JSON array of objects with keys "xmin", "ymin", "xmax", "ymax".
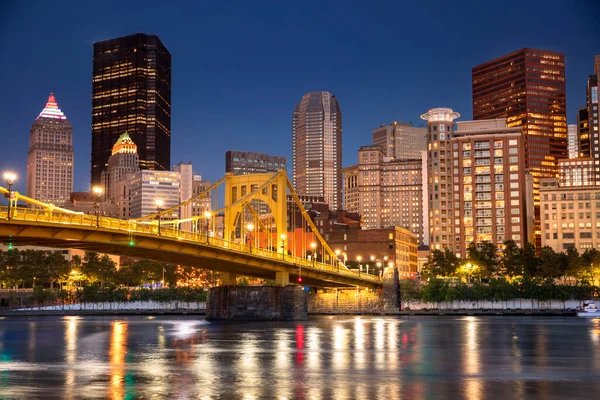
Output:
[{"xmin": 1, "ymin": 207, "xmax": 380, "ymax": 284}]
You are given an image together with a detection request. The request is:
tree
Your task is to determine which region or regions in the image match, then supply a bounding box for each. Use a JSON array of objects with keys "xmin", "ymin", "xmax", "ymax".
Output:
[
  {"xmin": 565, "ymin": 247, "xmax": 583, "ymax": 284},
  {"xmin": 422, "ymin": 249, "xmax": 460, "ymax": 278},
  {"xmin": 538, "ymin": 246, "xmax": 563, "ymax": 279},
  {"xmin": 466, "ymin": 241, "xmax": 499, "ymax": 278},
  {"xmin": 500, "ymin": 240, "xmax": 522, "ymax": 279},
  {"xmin": 521, "ymin": 243, "xmax": 539, "ymax": 278}
]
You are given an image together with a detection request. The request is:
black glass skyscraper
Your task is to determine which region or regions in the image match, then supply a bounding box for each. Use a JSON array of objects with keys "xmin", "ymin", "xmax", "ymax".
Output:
[{"xmin": 91, "ymin": 33, "xmax": 171, "ymax": 185}]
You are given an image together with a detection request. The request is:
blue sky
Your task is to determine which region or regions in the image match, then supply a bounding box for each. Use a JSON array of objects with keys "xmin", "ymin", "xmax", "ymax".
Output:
[{"xmin": 0, "ymin": 0, "xmax": 598, "ymax": 193}]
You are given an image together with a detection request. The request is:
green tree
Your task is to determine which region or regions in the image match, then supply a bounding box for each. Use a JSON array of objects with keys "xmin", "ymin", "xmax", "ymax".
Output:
[
  {"xmin": 565, "ymin": 247, "xmax": 583, "ymax": 284},
  {"xmin": 422, "ymin": 249, "xmax": 460, "ymax": 278},
  {"xmin": 521, "ymin": 243, "xmax": 539, "ymax": 278},
  {"xmin": 538, "ymin": 246, "xmax": 563, "ymax": 279},
  {"xmin": 500, "ymin": 240, "xmax": 523, "ymax": 279},
  {"xmin": 466, "ymin": 241, "xmax": 499, "ymax": 278}
]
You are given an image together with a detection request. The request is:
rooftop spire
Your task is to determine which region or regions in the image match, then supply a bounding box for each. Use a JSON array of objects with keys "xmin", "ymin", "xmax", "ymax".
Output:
[{"xmin": 37, "ymin": 93, "xmax": 66, "ymax": 120}]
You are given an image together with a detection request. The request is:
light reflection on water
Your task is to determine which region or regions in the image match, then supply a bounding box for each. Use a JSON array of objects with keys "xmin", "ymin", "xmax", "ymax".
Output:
[{"xmin": 0, "ymin": 316, "xmax": 599, "ymax": 399}]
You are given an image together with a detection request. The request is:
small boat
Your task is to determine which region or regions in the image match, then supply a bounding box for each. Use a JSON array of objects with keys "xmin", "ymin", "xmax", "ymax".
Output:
[{"xmin": 576, "ymin": 300, "xmax": 600, "ymax": 318}]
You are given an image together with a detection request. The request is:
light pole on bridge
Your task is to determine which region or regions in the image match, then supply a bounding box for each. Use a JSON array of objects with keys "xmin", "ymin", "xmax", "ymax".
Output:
[
  {"xmin": 3, "ymin": 172, "xmax": 16, "ymax": 221},
  {"xmin": 310, "ymin": 242, "xmax": 317, "ymax": 267},
  {"xmin": 204, "ymin": 210, "xmax": 211, "ymax": 244},
  {"xmin": 155, "ymin": 199, "xmax": 164, "ymax": 236},
  {"xmin": 92, "ymin": 186, "xmax": 103, "ymax": 228}
]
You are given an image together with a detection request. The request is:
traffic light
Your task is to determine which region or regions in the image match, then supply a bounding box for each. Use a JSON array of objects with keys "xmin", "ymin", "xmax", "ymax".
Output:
[
  {"xmin": 7, "ymin": 242, "xmax": 12, "ymax": 251},
  {"xmin": 129, "ymin": 240, "xmax": 135, "ymax": 246},
  {"xmin": 298, "ymin": 276, "xmax": 302, "ymax": 283}
]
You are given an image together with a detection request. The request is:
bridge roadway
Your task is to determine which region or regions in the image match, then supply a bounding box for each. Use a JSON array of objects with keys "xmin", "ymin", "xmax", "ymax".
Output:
[{"xmin": 0, "ymin": 207, "xmax": 381, "ymax": 288}]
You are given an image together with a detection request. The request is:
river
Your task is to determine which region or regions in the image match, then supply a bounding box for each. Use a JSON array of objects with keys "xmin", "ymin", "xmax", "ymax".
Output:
[{"xmin": 0, "ymin": 316, "xmax": 599, "ymax": 399}]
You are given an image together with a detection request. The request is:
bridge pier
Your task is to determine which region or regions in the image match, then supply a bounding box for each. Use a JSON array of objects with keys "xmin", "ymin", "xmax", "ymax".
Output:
[
  {"xmin": 206, "ymin": 285, "xmax": 307, "ymax": 321},
  {"xmin": 221, "ymin": 272, "xmax": 237, "ymax": 286},
  {"xmin": 275, "ymin": 271, "xmax": 289, "ymax": 286}
]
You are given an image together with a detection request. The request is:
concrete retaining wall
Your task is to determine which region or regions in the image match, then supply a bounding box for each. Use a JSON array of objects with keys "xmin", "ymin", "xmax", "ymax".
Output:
[{"xmin": 16, "ymin": 301, "xmax": 206, "ymax": 312}]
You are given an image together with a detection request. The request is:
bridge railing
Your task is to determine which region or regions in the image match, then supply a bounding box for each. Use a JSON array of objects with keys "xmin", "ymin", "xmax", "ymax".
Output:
[{"xmin": 1, "ymin": 207, "xmax": 380, "ymax": 284}]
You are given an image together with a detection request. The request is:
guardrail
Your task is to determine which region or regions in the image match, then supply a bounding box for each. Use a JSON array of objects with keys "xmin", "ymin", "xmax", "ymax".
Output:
[{"xmin": 0, "ymin": 207, "xmax": 380, "ymax": 284}]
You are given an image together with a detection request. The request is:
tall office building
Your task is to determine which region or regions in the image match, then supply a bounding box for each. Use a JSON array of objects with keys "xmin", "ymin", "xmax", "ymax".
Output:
[
  {"xmin": 92, "ymin": 33, "xmax": 171, "ymax": 185},
  {"xmin": 568, "ymin": 124, "xmax": 578, "ymax": 159},
  {"xmin": 577, "ymin": 56, "xmax": 600, "ymax": 164},
  {"xmin": 343, "ymin": 146, "xmax": 426, "ymax": 245},
  {"xmin": 100, "ymin": 132, "xmax": 140, "ymax": 200},
  {"xmin": 421, "ymin": 108, "xmax": 460, "ymax": 252},
  {"xmin": 129, "ymin": 170, "xmax": 180, "ymax": 218},
  {"xmin": 472, "ymin": 49, "xmax": 567, "ymax": 240},
  {"xmin": 292, "ymin": 91, "xmax": 342, "ymax": 210},
  {"xmin": 453, "ymin": 119, "xmax": 532, "ymax": 253},
  {"xmin": 225, "ymin": 151, "xmax": 287, "ymax": 175},
  {"xmin": 26, "ymin": 93, "xmax": 74, "ymax": 205},
  {"xmin": 372, "ymin": 122, "xmax": 426, "ymax": 160}
]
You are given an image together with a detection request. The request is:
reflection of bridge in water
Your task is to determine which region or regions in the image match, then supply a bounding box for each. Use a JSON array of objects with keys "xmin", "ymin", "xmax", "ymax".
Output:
[{"xmin": 0, "ymin": 171, "xmax": 380, "ymax": 289}]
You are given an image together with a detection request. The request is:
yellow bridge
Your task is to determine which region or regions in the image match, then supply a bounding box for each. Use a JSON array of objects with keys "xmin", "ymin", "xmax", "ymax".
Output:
[{"xmin": 0, "ymin": 171, "xmax": 381, "ymax": 288}]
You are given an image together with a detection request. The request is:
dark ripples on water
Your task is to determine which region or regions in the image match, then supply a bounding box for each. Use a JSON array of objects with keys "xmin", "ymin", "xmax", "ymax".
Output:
[{"xmin": 0, "ymin": 315, "xmax": 599, "ymax": 399}]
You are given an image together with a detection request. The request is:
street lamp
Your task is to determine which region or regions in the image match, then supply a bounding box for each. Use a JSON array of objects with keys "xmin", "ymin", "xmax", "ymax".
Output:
[
  {"xmin": 3, "ymin": 172, "xmax": 16, "ymax": 221},
  {"xmin": 246, "ymin": 223, "xmax": 254, "ymax": 250},
  {"xmin": 92, "ymin": 186, "xmax": 103, "ymax": 228},
  {"xmin": 281, "ymin": 234, "xmax": 286, "ymax": 260},
  {"xmin": 155, "ymin": 199, "xmax": 164, "ymax": 235},
  {"xmin": 335, "ymin": 249, "xmax": 341, "ymax": 272},
  {"xmin": 311, "ymin": 242, "xmax": 317, "ymax": 267},
  {"xmin": 357, "ymin": 255, "xmax": 362, "ymax": 276},
  {"xmin": 204, "ymin": 211, "xmax": 211, "ymax": 243}
]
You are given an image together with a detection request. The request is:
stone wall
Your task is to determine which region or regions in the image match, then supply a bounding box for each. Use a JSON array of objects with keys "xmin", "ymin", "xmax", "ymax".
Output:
[
  {"xmin": 206, "ymin": 286, "xmax": 307, "ymax": 321},
  {"xmin": 308, "ymin": 288, "xmax": 384, "ymax": 314}
]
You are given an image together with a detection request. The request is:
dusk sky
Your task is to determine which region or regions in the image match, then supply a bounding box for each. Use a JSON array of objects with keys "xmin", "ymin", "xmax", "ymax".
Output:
[{"xmin": 0, "ymin": 0, "xmax": 598, "ymax": 193}]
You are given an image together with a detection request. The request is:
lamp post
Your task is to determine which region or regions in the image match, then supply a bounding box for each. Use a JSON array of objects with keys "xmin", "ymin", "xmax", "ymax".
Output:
[
  {"xmin": 280, "ymin": 234, "xmax": 287, "ymax": 260},
  {"xmin": 357, "ymin": 255, "xmax": 362, "ymax": 276},
  {"xmin": 246, "ymin": 223, "xmax": 254, "ymax": 251},
  {"xmin": 92, "ymin": 186, "xmax": 103, "ymax": 228},
  {"xmin": 3, "ymin": 172, "xmax": 16, "ymax": 221},
  {"xmin": 204, "ymin": 211, "xmax": 211, "ymax": 244},
  {"xmin": 369, "ymin": 255, "xmax": 375, "ymax": 275},
  {"xmin": 310, "ymin": 242, "xmax": 317, "ymax": 267},
  {"xmin": 335, "ymin": 249, "xmax": 341, "ymax": 272},
  {"xmin": 155, "ymin": 199, "xmax": 164, "ymax": 235}
]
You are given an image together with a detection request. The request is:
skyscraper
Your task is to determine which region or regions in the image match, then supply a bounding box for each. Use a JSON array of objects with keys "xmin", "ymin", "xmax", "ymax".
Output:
[
  {"xmin": 421, "ymin": 107, "xmax": 460, "ymax": 252},
  {"xmin": 292, "ymin": 91, "xmax": 342, "ymax": 210},
  {"xmin": 372, "ymin": 121, "xmax": 426, "ymax": 160},
  {"xmin": 568, "ymin": 124, "xmax": 578, "ymax": 159},
  {"xmin": 225, "ymin": 150, "xmax": 287, "ymax": 175},
  {"xmin": 26, "ymin": 93, "xmax": 74, "ymax": 205},
  {"xmin": 91, "ymin": 33, "xmax": 171, "ymax": 185},
  {"xmin": 577, "ymin": 55, "xmax": 599, "ymax": 164},
  {"xmin": 100, "ymin": 132, "xmax": 140, "ymax": 201},
  {"xmin": 472, "ymin": 48, "xmax": 567, "ymax": 241}
]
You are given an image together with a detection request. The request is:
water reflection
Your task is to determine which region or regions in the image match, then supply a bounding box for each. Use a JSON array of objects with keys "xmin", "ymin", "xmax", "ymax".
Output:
[
  {"xmin": 0, "ymin": 316, "xmax": 599, "ymax": 399},
  {"xmin": 109, "ymin": 320, "xmax": 127, "ymax": 400}
]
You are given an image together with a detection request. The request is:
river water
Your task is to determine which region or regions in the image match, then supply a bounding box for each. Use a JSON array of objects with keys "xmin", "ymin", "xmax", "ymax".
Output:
[{"xmin": 0, "ymin": 315, "xmax": 599, "ymax": 399}]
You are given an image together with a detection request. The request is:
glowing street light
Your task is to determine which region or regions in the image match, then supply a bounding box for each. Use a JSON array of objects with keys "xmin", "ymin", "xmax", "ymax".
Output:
[
  {"xmin": 310, "ymin": 242, "xmax": 317, "ymax": 267},
  {"xmin": 281, "ymin": 233, "xmax": 287, "ymax": 260},
  {"xmin": 246, "ymin": 223, "xmax": 254, "ymax": 250},
  {"xmin": 92, "ymin": 186, "xmax": 103, "ymax": 227},
  {"xmin": 155, "ymin": 199, "xmax": 164, "ymax": 235},
  {"xmin": 204, "ymin": 210, "xmax": 211, "ymax": 243},
  {"xmin": 3, "ymin": 172, "xmax": 16, "ymax": 221},
  {"xmin": 357, "ymin": 255, "xmax": 362, "ymax": 276}
]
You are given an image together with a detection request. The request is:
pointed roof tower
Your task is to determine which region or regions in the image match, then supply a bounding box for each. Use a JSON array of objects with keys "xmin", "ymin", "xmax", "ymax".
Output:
[
  {"xmin": 37, "ymin": 93, "xmax": 66, "ymax": 120},
  {"xmin": 111, "ymin": 132, "xmax": 138, "ymax": 155}
]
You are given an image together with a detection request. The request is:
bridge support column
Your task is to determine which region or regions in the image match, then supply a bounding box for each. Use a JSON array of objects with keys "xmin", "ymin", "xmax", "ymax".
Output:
[
  {"xmin": 206, "ymin": 286, "xmax": 307, "ymax": 321},
  {"xmin": 275, "ymin": 271, "xmax": 289, "ymax": 286},
  {"xmin": 221, "ymin": 272, "xmax": 237, "ymax": 286},
  {"xmin": 382, "ymin": 265, "xmax": 400, "ymax": 313}
]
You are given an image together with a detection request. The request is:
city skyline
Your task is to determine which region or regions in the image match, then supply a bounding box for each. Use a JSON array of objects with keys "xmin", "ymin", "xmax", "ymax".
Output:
[{"xmin": 0, "ymin": 1, "xmax": 598, "ymax": 194}]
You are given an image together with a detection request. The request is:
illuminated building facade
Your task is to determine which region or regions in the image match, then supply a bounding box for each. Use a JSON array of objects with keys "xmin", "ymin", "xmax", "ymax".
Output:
[
  {"xmin": 421, "ymin": 107, "xmax": 460, "ymax": 252},
  {"xmin": 26, "ymin": 93, "xmax": 74, "ymax": 205},
  {"xmin": 453, "ymin": 120, "xmax": 532, "ymax": 253},
  {"xmin": 540, "ymin": 177, "xmax": 600, "ymax": 253},
  {"xmin": 568, "ymin": 124, "xmax": 578, "ymax": 159},
  {"xmin": 129, "ymin": 170, "xmax": 180, "ymax": 218},
  {"xmin": 371, "ymin": 121, "xmax": 426, "ymax": 160},
  {"xmin": 101, "ymin": 132, "xmax": 140, "ymax": 201},
  {"xmin": 342, "ymin": 146, "xmax": 426, "ymax": 245},
  {"xmin": 92, "ymin": 33, "xmax": 171, "ymax": 185},
  {"xmin": 472, "ymin": 49, "xmax": 567, "ymax": 241},
  {"xmin": 292, "ymin": 91, "xmax": 342, "ymax": 210}
]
